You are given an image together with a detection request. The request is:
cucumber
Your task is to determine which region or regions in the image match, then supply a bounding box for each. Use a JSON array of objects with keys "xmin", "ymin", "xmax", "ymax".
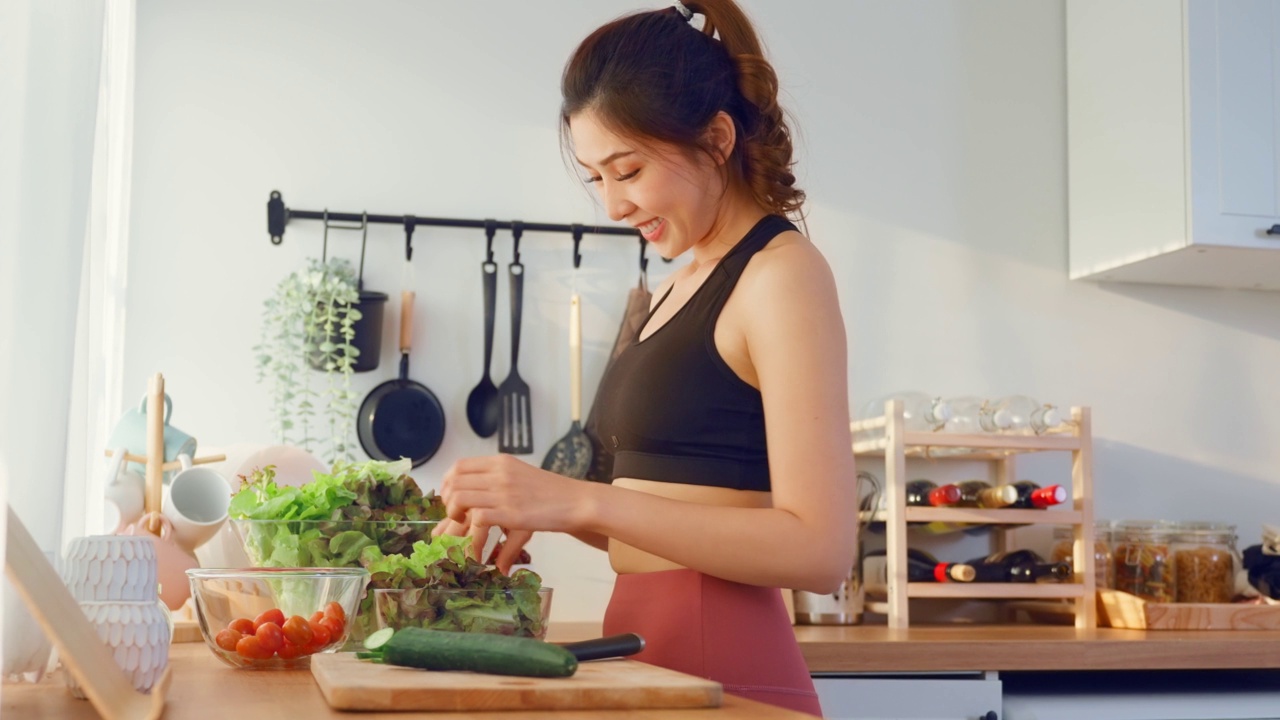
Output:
[
  {"xmin": 377, "ymin": 628, "xmax": 578, "ymax": 678},
  {"xmin": 364, "ymin": 627, "xmax": 395, "ymax": 651}
]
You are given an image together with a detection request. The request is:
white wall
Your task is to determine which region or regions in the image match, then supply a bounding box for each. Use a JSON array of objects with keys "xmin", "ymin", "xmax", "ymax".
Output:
[{"xmin": 124, "ymin": 0, "xmax": 1280, "ymax": 622}]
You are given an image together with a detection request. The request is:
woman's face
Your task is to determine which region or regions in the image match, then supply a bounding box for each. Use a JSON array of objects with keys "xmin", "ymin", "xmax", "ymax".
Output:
[{"xmin": 569, "ymin": 109, "xmax": 724, "ymax": 260}]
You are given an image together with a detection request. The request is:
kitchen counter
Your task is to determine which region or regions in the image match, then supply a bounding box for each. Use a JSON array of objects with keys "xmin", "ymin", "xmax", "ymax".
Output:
[
  {"xmin": 791, "ymin": 624, "xmax": 1280, "ymax": 673},
  {"xmin": 1, "ymin": 626, "xmax": 814, "ymax": 720}
]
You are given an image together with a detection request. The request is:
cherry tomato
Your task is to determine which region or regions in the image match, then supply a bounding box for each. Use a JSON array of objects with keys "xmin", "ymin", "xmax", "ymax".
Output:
[
  {"xmin": 228, "ymin": 618, "xmax": 256, "ymax": 635},
  {"xmin": 215, "ymin": 629, "xmax": 243, "ymax": 652},
  {"xmin": 323, "ymin": 601, "xmax": 346, "ymax": 624},
  {"xmin": 310, "ymin": 611, "xmax": 326, "ymax": 626},
  {"xmin": 281, "ymin": 615, "xmax": 313, "ymax": 646},
  {"xmin": 307, "ymin": 622, "xmax": 332, "ymax": 651},
  {"xmin": 235, "ymin": 634, "xmax": 272, "ymax": 660},
  {"xmin": 255, "ymin": 622, "xmax": 284, "ymax": 653},
  {"xmin": 275, "ymin": 640, "xmax": 306, "ymax": 660},
  {"xmin": 254, "ymin": 608, "xmax": 286, "ymax": 629},
  {"xmin": 317, "ymin": 616, "xmax": 344, "ymax": 639}
]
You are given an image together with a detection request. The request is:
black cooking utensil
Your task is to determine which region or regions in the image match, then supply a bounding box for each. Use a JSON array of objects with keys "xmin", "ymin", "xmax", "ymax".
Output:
[
  {"xmin": 541, "ymin": 293, "xmax": 593, "ymax": 477},
  {"xmin": 497, "ymin": 225, "xmax": 533, "ymax": 454},
  {"xmin": 466, "ymin": 239, "xmax": 501, "ymax": 438},
  {"xmin": 356, "ymin": 290, "xmax": 446, "ymax": 466},
  {"xmin": 555, "ymin": 633, "xmax": 645, "ymax": 662}
]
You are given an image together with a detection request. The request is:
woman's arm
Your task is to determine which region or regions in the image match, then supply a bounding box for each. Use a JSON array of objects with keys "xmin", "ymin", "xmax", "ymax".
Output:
[{"xmin": 441, "ymin": 239, "xmax": 857, "ymax": 592}]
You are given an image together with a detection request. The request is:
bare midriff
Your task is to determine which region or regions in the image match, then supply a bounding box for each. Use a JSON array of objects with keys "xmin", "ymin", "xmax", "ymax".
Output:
[{"xmin": 608, "ymin": 477, "xmax": 772, "ymax": 574}]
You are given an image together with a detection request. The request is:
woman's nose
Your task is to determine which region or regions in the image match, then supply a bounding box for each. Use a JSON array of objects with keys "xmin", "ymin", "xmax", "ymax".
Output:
[{"xmin": 603, "ymin": 186, "xmax": 636, "ymax": 222}]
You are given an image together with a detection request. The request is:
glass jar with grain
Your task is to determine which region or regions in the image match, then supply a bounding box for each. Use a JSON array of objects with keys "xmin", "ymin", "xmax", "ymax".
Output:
[
  {"xmin": 1171, "ymin": 523, "xmax": 1237, "ymax": 604},
  {"xmin": 1051, "ymin": 521, "xmax": 1114, "ymax": 589},
  {"xmin": 1113, "ymin": 520, "xmax": 1176, "ymax": 602}
]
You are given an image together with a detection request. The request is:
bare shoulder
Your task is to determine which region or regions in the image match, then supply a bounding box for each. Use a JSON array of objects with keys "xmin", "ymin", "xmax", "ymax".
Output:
[{"xmin": 740, "ymin": 229, "xmax": 838, "ymax": 301}]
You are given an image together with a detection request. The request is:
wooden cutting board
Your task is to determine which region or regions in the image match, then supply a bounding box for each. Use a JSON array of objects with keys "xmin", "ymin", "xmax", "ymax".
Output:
[{"xmin": 311, "ymin": 653, "xmax": 723, "ymax": 712}]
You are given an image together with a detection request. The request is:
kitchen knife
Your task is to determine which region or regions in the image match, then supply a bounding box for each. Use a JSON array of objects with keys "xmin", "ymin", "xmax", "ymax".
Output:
[{"xmin": 555, "ymin": 633, "xmax": 645, "ymax": 662}]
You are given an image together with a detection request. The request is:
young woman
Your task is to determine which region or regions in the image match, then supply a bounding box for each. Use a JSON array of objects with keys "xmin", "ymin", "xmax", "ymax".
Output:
[{"xmin": 437, "ymin": 1, "xmax": 856, "ymax": 714}]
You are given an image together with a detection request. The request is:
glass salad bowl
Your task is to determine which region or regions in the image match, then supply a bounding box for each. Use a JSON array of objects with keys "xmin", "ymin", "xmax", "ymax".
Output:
[
  {"xmin": 186, "ymin": 567, "xmax": 368, "ymax": 669},
  {"xmin": 372, "ymin": 587, "xmax": 553, "ymax": 640}
]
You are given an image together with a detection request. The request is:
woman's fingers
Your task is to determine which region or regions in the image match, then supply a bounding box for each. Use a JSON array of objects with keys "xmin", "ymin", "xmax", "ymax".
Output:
[
  {"xmin": 432, "ymin": 516, "xmax": 469, "ymax": 538},
  {"xmin": 495, "ymin": 529, "xmax": 534, "ymax": 575}
]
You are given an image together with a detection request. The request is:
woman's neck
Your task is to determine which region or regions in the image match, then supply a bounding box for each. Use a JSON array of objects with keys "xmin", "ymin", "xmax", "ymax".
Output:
[{"xmin": 689, "ymin": 193, "xmax": 770, "ymax": 268}]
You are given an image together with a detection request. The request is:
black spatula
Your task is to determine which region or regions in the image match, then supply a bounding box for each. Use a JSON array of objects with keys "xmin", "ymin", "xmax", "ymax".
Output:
[{"xmin": 542, "ymin": 293, "xmax": 593, "ymax": 477}]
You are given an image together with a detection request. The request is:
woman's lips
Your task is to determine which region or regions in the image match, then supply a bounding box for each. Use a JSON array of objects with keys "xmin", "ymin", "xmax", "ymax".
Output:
[{"xmin": 639, "ymin": 218, "xmax": 665, "ymax": 242}]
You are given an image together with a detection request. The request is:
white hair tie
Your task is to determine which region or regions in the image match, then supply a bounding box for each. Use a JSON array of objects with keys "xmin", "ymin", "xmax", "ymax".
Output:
[{"xmin": 672, "ymin": 1, "xmax": 693, "ymax": 21}]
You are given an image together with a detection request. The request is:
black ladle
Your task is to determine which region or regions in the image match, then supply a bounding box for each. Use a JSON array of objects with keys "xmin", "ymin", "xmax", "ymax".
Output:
[{"xmin": 466, "ymin": 226, "xmax": 501, "ymax": 438}]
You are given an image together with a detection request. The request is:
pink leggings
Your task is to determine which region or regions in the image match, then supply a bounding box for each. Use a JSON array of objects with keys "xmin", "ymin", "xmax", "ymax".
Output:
[{"xmin": 603, "ymin": 569, "xmax": 823, "ymax": 717}]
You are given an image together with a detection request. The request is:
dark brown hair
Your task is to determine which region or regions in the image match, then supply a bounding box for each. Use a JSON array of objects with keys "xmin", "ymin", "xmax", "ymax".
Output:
[{"xmin": 561, "ymin": 0, "xmax": 804, "ymax": 219}]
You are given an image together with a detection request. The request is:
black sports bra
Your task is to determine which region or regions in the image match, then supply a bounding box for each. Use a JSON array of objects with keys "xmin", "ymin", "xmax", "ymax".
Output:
[{"xmin": 593, "ymin": 215, "xmax": 796, "ymax": 491}]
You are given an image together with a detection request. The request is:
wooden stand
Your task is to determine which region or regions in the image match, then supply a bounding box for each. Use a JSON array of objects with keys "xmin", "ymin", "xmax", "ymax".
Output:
[
  {"xmin": 852, "ymin": 401, "xmax": 1097, "ymax": 629},
  {"xmin": 103, "ymin": 373, "xmax": 224, "ymax": 534}
]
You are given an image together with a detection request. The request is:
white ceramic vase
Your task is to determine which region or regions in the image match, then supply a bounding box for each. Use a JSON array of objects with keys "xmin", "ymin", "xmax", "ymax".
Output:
[
  {"xmin": 62, "ymin": 536, "xmax": 159, "ymax": 602},
  {"xmin": 66, "ymin": 600, "xmax": 171, "ymax": 695},
  {"xmin": 61, "ymin": 536, "xmax": 171, "ymax": 695}
]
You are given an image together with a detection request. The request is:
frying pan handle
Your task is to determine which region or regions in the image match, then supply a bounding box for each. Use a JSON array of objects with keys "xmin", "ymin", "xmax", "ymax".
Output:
[
  {"xmin": 509, "ymin": 262, "xmax": 524, "ymax": 369},
  {"xmin": 482, "ymin": 262, "xmax": 498, "ymax": 374},
  {"xmin": 556, "ymin": 633, "xmax": 645, "ymax": 662},
  {"xmin": 570, "ymin": 294, "xmax": 581, "ymax": 422},
  {"xmin": 400, "ymin": 290, "xmax": 415, "ymax": 353}
]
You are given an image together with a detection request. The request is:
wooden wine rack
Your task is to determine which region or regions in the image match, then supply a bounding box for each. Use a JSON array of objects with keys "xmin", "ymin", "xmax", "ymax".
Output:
[{"xmin": 851, "ymin": 400, "xmax": 1096, "ymax": 629}]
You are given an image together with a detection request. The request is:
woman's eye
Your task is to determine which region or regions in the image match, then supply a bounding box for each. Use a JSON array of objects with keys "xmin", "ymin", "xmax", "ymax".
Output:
[
  {"xmin": 583, "ymin": 176, "xmax": 603, "ymax": 184},
  {"xmin": 615, "ymin": 170, "xmax": 639, "ymax": 181}
]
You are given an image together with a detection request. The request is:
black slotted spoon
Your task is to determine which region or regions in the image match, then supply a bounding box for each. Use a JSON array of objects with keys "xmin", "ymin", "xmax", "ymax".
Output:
[{"xmin": 497, "ymin": 224, "xmax": 533, "ymax": 454}]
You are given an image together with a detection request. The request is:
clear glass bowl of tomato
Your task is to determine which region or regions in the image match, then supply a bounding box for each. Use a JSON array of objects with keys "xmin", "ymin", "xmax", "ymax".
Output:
[{"xmin": 186, "ymin": 567, "xmax": 368, "ymax": 669}]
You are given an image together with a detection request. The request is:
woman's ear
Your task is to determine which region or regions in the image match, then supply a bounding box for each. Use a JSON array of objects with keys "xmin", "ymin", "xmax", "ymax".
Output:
[{"xmin": 704, "ymin": 111, "xmax": 737, "ymax": 165}]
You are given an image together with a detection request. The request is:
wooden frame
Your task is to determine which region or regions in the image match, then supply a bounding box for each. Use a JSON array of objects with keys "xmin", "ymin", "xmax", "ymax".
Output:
[{"xmin": 853, "ymin": 401, "xmax": 1097, "ymax": 629}]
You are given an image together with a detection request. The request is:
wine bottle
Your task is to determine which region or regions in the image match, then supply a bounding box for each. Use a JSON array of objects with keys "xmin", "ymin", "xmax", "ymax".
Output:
[
  {"xmin": 905, "ymin": 479, "xmax": 962, "ymax": 507},
  {"xmin": 1009, "ymin": 480, "xmax": 1068, "ymax": 509},
  {"xmin": 991, "ymin": 395, "xmax": 1065, "ymax": 435},
  {"xmin": 942, "ymin": 396, "xmax": 1011, "ymax": 434},
  {"xmin": 857, "ymin": 392, "xmax": 952, "ymax": 433},
  {"xmin": 965, "ymin": 549, "xmax": 1073, "ymax": 583},
  {"xmin": 863, "ymin": 549, "xmax": 976, "ymax": 595},
  {"xmin": 954, "ymin": 480, "xmax": 1018, "ymax": 509}
]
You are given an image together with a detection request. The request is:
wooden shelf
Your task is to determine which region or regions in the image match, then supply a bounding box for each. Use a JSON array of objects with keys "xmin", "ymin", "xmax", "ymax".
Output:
[
  {"xmin": 906, "ymin": 583, "xmax": 1085, "ymax": 600},
  {"xmin": 854, "ymin": 401, "xmax": 1097, "ymax": 630},
  {"xmin": 861, "ymin": 508, "xmax": 1083, "ymax": 525}
]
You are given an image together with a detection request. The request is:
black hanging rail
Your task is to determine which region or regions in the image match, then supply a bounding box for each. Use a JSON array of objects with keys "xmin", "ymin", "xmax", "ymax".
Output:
[{"xmin": 267, "ymin": 190, "xmax": 649, "ymax": 268}]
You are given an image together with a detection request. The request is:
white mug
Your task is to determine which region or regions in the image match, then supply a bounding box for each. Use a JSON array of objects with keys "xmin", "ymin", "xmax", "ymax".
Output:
[
  {"xmin": 162, "ymin": 454, "xmax": 232, "ymax": 553},
  {"xmin": 103, "ymin": 448, "xmax": 146, "ymax": 533}
]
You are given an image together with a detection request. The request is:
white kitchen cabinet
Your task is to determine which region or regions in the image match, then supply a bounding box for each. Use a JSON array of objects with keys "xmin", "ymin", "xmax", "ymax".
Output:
[
  {"xmin": 1068, "ymin": 0, "xmax": 1280, "ymax": 289},
  {"xmin": 813, "ymin": 674, "xmax": 1002, "ymax": 720}
]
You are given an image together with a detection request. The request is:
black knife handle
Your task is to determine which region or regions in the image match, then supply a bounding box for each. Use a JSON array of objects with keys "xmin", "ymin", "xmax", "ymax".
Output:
[{"xmin": 556, "ymin": 633, "xmax": 645, "ymax": 662}]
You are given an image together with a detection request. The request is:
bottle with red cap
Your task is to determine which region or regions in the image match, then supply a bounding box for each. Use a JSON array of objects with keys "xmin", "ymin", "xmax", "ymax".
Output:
[
  {"xmin": 863, "ymin": 548, "xmax": 977, "ymax": 596},
  {"xmin": 904, "ymin": 479, "xmax": 962, "ymax": 507},
  {"xmin": 1010, "ymin": 480, "xmax": 1068, "ymax": 509}
]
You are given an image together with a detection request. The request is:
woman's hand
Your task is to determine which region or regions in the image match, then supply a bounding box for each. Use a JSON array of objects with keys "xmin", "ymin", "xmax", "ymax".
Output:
[{"xmin": 434, "ymin": 454, "xmax": 594, "ymax": 572}]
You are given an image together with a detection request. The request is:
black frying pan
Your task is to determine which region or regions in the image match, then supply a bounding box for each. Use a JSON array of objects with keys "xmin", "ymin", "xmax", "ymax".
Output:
[{"xmin": 357, "ymin": 290, "xmax": 445, "ymax": 467}]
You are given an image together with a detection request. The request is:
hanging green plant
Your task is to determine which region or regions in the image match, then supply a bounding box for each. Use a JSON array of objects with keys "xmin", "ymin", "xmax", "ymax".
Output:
[{"xmin": 255, "ymin": 257, "xmax": 362, "ymax": 463}]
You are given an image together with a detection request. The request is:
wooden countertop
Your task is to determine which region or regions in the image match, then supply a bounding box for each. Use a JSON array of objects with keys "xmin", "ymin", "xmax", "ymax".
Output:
[
  {"xmin": 793, "ymin": 624, "xmax": 1280, "ymax": 673},
  {"xmin": 1, "ymin": 630, "xmax": 813, "ymax": 720}
]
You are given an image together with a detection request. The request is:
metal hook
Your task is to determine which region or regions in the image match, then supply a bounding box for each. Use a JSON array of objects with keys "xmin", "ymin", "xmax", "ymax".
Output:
[
  {"xmin": 511, "ymin": 221, "xmax": 524, "ymax": 264},
  {"xmin": 356, "ymin": 211, "xmax": 369, "ymax": 291},
  {"xmin": 321, "ymin": 209, "xmax": 330, "ymax": 263},
  {"xmin": 638, "ymin": 236, "xmax": 650, "ymax": 277},
  {"xmin": 484, "ymin": 220, "xmax": 497, "ymax": 264},
  {"xmin": 571, "ymin": 224, "xmax": 584, "ymax": 269},
  {"xmin": 403, "ymin": 215, "xmax": 416, "ymax": 261}
]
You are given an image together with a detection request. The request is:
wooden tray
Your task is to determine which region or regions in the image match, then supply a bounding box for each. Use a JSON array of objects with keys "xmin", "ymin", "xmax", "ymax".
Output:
[
  {"xmin": 1098, "ymin": 590, "xmax": 1280, "ymax": 630},
  {"xmin": 311, "ymin": 653, "xmax": 722, "ymax": 712}
]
